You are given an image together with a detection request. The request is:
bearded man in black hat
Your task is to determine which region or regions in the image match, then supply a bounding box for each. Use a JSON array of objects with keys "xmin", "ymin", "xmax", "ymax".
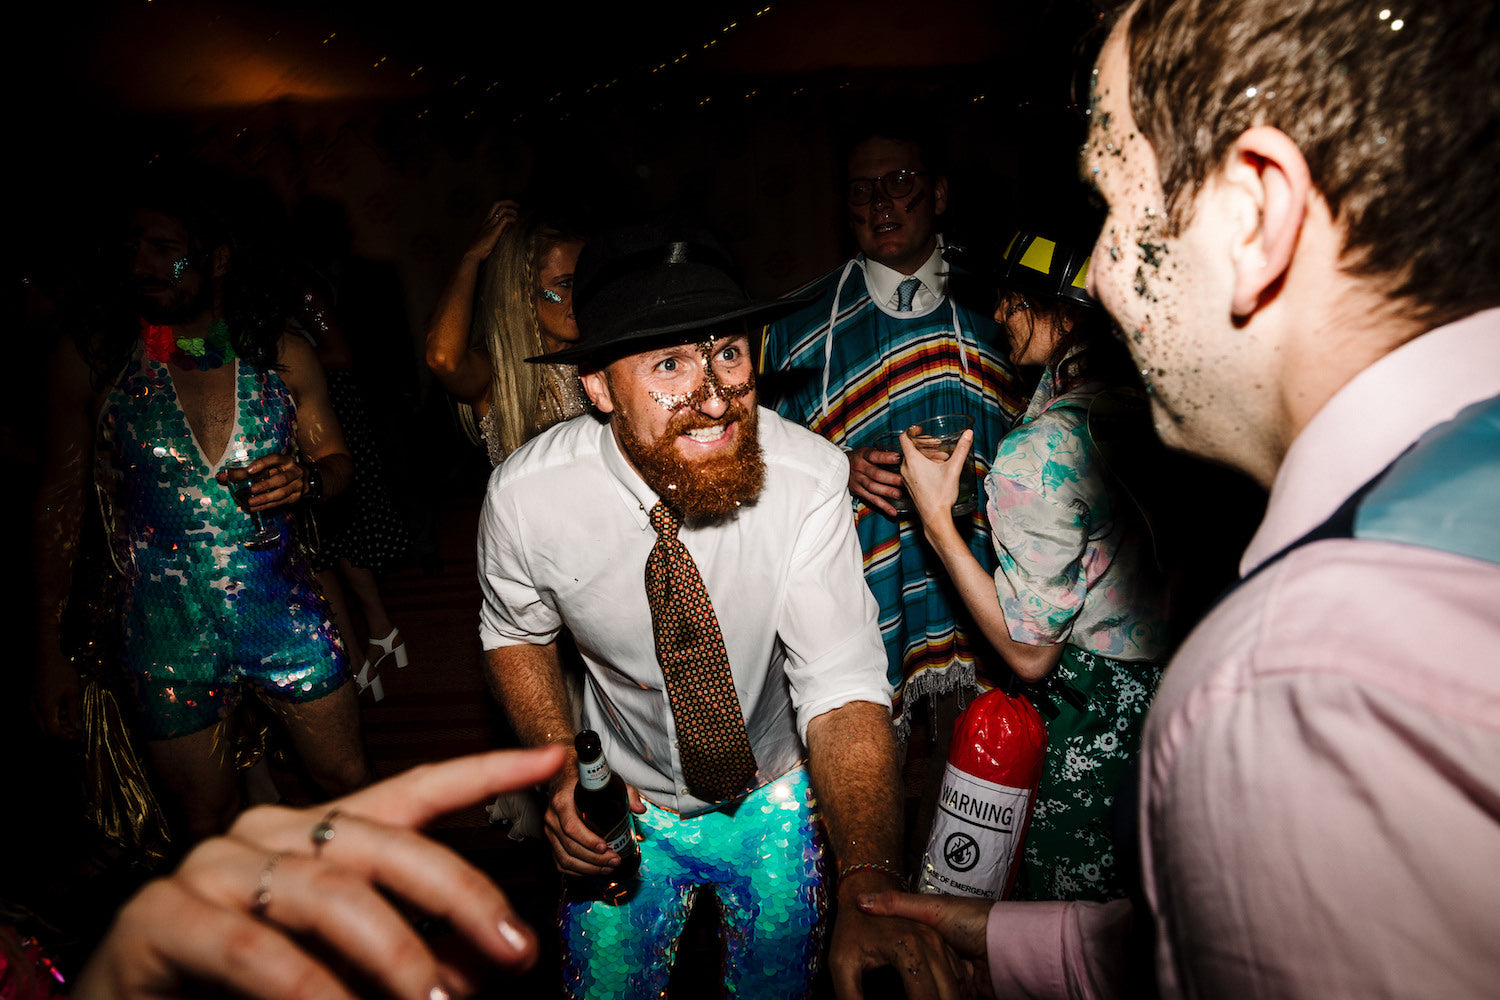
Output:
[{"xmin": 477, "ymin": 222, "xmax": 959, "ymax": 998}]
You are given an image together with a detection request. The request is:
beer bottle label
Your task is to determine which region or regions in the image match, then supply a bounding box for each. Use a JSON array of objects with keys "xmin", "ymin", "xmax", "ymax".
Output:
[
  {"xmin": 579, "ymin": 756, "xmax": 610, "ymax": 790},
  {"xmin": 602, "ymin": 815, "xmax": 639, "ymax": 858}
]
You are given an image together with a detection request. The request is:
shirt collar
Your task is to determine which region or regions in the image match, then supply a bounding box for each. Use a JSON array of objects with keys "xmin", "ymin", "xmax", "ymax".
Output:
[
  {"xmin": 1241, "ymin": 307, "xmax": 1500, "ymax": 574},
  {"xmin": 597, "ymin": 419, "xmax": 659, "ymax": 530},
  {"xmin": 861, "ymin": 237, "xmax": 947, "ymax": 308}
]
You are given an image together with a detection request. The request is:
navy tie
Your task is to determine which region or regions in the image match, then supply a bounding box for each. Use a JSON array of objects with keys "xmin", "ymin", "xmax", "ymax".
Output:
[{"xmin": 896, "ymin": 277, "xmax": 920, "ymax": 312}]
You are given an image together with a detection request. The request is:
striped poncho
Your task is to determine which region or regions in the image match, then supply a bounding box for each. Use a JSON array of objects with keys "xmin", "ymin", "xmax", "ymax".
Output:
[{"xmin": 760, "ymin": 256, "xmax": 1025, "ymax": 726}]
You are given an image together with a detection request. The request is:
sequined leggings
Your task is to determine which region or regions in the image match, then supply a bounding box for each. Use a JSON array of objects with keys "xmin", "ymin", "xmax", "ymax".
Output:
[{"xmin": 560, "ymin": 765, "xmax": 828, "ymax": 999}]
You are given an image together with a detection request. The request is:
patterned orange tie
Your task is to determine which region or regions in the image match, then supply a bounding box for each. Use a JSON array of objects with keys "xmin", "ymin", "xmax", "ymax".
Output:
[{"xmin": 644, "ymin": 502, "xmax": 760, "ymax": 802}]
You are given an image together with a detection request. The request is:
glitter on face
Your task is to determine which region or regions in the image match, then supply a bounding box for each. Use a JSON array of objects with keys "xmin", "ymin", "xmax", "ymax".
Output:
[
  {"xmin": 1133, "ymin": 266, "xmax": 1155, "ymax": 301},
  {"xmin": 646, "ymin": 338, "xmax": 755, "ymax": 412},
  {"xmin": 170, "ymin": 257, "xmax": 190, "ymax": 283},
  {"xmin": 1082, "ymin": 26, "xmax": 1265, "ymax": 459}
]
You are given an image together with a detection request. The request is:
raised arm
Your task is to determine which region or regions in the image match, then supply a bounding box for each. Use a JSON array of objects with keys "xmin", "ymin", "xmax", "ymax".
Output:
[
  {"xmin": 424, "ymin": 200, "xmax": 517, "ymax": 411},
  {"xmin": 900, "ymin": 431, "xmax": 1064, "ymax": 682},
  {"xmin": 31, "ymin": 337, "xmax": 97, "ymax": 739}
]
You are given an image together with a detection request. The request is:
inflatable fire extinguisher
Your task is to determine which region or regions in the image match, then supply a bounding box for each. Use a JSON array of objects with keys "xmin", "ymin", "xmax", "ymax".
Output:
[{"xmin": 917, "ymin": 687, "xmax": 1047, "ymax": 899}]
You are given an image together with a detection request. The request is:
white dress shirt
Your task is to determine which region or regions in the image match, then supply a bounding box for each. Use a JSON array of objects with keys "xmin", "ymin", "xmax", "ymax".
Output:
[
  {"xmin": 862, "ymin": 239, "xmax": 948, "ymax": 316},
  {"xmin": 478, "ymin": 407, "xmax": 892, "ymax": 817}
]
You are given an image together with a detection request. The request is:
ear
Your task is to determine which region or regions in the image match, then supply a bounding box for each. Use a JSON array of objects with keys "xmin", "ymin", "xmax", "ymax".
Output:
[
  {"xmin": 1221, "ymin": 126, "xmax": 1311, "ymax": 317},
  {"xmin": 932, "ymin": 176, "xmax": 949, "ymax": 217},
  {"xmin": 211, "ymin": 244, "xmax": 231, "ymax": 278},
  {"xmin": 581, "ymin": 368, "xmax": 614, "ymax": 414}
]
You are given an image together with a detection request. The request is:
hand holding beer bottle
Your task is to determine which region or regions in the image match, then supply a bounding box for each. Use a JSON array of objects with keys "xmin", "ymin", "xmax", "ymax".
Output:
[{"xmin": 566, "ymin": 730, "xmax": 642, "ymax": 903}]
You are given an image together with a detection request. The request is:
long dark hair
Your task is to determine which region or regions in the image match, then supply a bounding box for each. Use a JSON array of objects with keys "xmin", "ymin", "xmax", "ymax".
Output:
[{"xmin": 1036, "ymin": 299, "xmax": 1140, "ymax": 395}]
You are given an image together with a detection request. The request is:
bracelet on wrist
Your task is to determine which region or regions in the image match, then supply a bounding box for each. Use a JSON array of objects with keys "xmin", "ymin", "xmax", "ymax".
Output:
[
  {"xmin": 301, "ymin": 463, "xmax": 324, "ymax": 505},
  {"xmin": 839, "ymin": 861, "xmax": 906, "ymax": 885}
]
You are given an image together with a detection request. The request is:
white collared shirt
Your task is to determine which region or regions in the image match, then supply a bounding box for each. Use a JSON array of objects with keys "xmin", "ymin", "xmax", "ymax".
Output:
[
  {"xmin": 862, "ymin": 238, "xmax": 948, "ymax": 314},
  {"xmin": 477, "ymin": 407, "xmax": 892, "ymax": 817}
]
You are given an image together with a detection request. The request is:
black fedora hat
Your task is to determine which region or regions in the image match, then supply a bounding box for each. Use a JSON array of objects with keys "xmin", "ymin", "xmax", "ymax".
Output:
[{"xmin": 527, "ymin": 220, "xmax": 814, "ymax": 365}]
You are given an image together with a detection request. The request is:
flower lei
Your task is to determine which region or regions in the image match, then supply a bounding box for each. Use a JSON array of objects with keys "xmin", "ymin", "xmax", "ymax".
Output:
[{"xmin": 142, "ymin": 318, "xmax": 236, "ymax": 371}]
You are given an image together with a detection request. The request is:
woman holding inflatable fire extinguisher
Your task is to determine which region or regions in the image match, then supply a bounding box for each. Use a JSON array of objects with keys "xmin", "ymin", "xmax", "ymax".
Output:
[{"xmin": 899, "ymin": 230, "xmax": 1170, "ymax": 902}]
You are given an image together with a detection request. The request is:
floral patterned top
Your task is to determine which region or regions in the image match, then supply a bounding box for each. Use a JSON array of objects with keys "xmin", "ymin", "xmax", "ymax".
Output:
[{"xmin": 985, "ymin": 366, "xmax": 1169, "ymax": 661}]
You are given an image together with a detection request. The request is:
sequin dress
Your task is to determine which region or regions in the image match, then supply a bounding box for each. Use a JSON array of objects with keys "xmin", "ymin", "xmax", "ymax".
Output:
[
  {"xmin": 477, "ymin": 363, "xmax": 588, "ymax": 467},
  {"xmin": 95, "ymin": 347, "xmax": 349, "ymax": 741}
]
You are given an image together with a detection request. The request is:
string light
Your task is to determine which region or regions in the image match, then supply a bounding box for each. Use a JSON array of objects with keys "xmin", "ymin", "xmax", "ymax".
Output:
[{"xmin": 132, "ymin": 0, "xmax": 1060, "ymax": 137}]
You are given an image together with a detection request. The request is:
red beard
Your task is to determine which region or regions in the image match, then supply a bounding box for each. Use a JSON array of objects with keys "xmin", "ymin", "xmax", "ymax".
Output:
[{"xmin": 614, "ymin": 397, "xmax": 765, "ymax": 523}]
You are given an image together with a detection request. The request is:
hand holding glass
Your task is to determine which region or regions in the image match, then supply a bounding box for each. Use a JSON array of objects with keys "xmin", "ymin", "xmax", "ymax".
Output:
[
  {"xmin": 224, "ymin": 454, "xmax": 282, "ymax": 551},
  {"xmin": 875, "ymin": 414, "xmax": 977, "ymax": 517}
]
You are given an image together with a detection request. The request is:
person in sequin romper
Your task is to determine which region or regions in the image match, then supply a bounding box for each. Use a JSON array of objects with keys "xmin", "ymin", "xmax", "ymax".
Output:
[{"xmin": 33, "ymin": 178, "xmax": 372, "ymax": 843}]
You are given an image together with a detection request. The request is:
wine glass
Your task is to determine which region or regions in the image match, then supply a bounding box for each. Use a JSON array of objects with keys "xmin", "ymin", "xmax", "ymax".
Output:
[{"xmin": 224, "ymin": 451, "xmax": 282, "ymax": 551}]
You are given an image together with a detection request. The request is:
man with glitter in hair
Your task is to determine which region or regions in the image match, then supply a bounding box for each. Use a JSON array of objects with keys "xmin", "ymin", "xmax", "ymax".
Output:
[
  {"xmin": 477, "ymin": 221, "xmax": 960, "ymax": 998},
  {"xmin": 32, "ymin": 169, "xmax": 372, "ymax": 844},
  {"xmin": 855, "ymin": 0, "xmax": 1500, "ymax": 996}
]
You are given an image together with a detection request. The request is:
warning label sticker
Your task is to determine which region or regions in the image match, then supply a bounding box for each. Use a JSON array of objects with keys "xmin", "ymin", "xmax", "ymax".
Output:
[{"xmin": 917, "ymin": 764, "xmax": 1032, "ymax": 899}]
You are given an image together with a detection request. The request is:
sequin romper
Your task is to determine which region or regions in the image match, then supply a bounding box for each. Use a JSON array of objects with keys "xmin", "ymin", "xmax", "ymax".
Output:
[{"xmin": 96, "ymin": 347, "xmax": 348, "ymax": 741}]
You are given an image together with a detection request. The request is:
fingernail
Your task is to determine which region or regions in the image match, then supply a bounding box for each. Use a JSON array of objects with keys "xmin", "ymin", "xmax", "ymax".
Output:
[
  {"xmin": 497, "ymin": 917, "xmax": 528, "ymax": 952},
  {"xmin": 857, "ymin": 893, "xmax": 876, "ymax": 907},
  {"xmin": 429, "ymin": 987, "xmax": 450, "ymax": 1000}
]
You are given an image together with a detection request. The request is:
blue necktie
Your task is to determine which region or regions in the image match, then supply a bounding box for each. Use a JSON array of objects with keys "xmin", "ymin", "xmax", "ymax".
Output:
[{"xmin": 896, "ymin": 277, "xmax": 920, "ymax": 312}]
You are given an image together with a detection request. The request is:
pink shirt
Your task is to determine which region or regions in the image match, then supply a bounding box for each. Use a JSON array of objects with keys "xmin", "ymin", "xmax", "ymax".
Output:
[{"xmin": 987, "ymin": 308, "xmax": 1500, "ymax": 998}]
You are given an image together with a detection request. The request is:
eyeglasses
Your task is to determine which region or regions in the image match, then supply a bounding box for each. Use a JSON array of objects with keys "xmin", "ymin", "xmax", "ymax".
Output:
[{"xmin": 846, "ymin": 169, "xmax": 928, "ymax": 206}]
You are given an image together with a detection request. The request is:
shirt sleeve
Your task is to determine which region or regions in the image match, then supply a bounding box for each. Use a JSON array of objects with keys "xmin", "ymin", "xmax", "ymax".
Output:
[
  {"xmin": 986, "ymin": 415, "xmax": 1096, "ymax": 645},
  {"xmin": 1147, "ymin": 545, "xmax": 1500, "ymax": 998},
  {"xmin": 776, "ymin": 453, "xmax": 891, "ymax": 740},
  {"xmin": 986, "ymin": 899, "xmax": 1131, "ymax": 999},
  {"xmin": 476, "ymin": 478, "xmax": 563, "ymax": 650}
]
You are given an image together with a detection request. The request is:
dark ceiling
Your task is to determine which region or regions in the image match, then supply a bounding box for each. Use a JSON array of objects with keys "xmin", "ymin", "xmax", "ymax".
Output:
[{"xmin": 24, "ymin": 0, "xmax": 1106, "ymax": 117}]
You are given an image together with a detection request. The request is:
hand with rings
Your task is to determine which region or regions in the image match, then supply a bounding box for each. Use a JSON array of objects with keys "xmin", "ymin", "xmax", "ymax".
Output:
[{"xmin": 71, "ymin": 746, "xmax": 566, "ymax": 1000}]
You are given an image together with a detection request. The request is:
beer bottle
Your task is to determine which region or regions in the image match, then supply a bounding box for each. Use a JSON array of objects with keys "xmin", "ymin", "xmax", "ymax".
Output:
[{"xmin": 571, "ymin": 730, "xmax": 640, "ymax": 901}]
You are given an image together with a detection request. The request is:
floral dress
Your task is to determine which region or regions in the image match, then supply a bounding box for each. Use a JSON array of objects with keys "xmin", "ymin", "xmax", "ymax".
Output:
[{"xmin": 986, "ymin": 365, "xmax": 1170, "ymax": 901}]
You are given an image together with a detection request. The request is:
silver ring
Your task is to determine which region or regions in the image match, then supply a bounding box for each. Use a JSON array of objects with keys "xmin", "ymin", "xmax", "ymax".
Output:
[
  {"xmin": 310, "ymin": 808, "xmax": 341, "ymax": 855},
  {"xmin": 251, "ymin": 852, "xmax": 284, "ymax": 918}
]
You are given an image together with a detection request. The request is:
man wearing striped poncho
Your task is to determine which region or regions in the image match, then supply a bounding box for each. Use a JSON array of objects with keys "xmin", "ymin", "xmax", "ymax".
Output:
[{"xmin": 761, "ymin": 127, "xmax": 1024, "ymax": 737}]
